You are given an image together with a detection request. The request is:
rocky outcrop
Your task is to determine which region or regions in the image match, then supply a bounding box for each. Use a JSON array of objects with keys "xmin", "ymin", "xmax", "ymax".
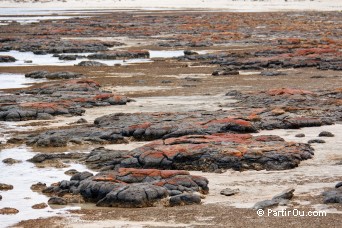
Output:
[
  {"xmin": 322, "ymin": 185, "xmax": 342, "ymax": 204},
  {"xmin": 225, "ymin": 88, "xmax": 341, "ymax": 130},
  {"xmin": 0, "ymin": 79, "xmax": 131, "ymax": 121},
  {"xmin": 0, "ymin": 55, "xmax": 16, "ymax": 62},
  {"xmin": 42, "ymin": 168, "xmax": 208, "ymax": 208},
  {"xmin": 87, "ymin": 51, "xmax": 149, "ymax": 60},
  {"xmin": 15, "ymin": 112, "xmax": 257, "ymax": 147},
  {"xmin": 25, "ymin": 71, "xmax": 82, "ymax": 79},
  {"xmin": 77, "ymin": 61, "xmax": 108, "ymax": 66},
  {"xmin": 83, "ymin": 134, "xmax": 314, "ymax": 172}
]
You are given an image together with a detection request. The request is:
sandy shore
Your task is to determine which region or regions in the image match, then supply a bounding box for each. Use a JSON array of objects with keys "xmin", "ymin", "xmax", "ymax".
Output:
[{"xmin": 0, "ymin": 0, "xmax": 342, "ymax": 11}]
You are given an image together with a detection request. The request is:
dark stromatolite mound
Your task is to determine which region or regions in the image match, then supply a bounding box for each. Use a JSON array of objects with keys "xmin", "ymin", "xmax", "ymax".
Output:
[
  {"xmin": 0, "ymin": 38, "xmax": 123, "ymax": 54},
  {"xmin": 43, "ymin": 168, "xmax": 208, "ymax": 208},
  {"xmin": 0, "ymin": 79, "xmax": 132, "ymax": 121},
  {"xmin": 322, "ymin": 187, "xmax": 342, "ymax": 204},
  {"xmin": 0, "ymin": 55, "xmax": 16, "ymax": 62},
  {"xmin": 87, "ymin": 50, "xmax": 150, "ymax": 60},
  {"xmin": 84, "ymin": 134, "xmax": 314, "ymax": 172},
  {"xmin": 16, "ymin": 112, "xmax": 256, "ymax": 147},
  {"xmin": 77, "ymin": 61, "xmax": 108, "ymax": 66},
  {"xmin": 224, "ymin": 87, "xmax": 342, "ymax": 130},
  {"xmin": 25, "ymin": 71, "xmax": 82, "ymax": 80}
]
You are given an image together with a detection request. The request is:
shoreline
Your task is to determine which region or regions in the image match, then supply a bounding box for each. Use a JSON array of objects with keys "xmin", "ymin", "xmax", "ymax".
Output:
[{"xmin": 0, "ymin": 0, "xmax": 342, "ymax": 11}]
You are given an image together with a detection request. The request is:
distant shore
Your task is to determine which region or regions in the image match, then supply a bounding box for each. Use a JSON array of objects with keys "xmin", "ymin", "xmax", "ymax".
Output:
[{"xmin": 1, "ymin": 0, "xmax": 342, "ymax": 11}]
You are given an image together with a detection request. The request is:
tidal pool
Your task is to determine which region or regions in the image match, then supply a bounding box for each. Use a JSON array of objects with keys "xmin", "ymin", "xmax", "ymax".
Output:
[{"xmin": 0, "ymin": 146, "xmax": 91, "ymax": 227}]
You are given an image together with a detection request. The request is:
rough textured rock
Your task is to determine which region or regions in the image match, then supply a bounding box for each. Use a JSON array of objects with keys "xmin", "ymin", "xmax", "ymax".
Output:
[
  {"xmin": 308, "ymin": 139, "xmax": 326, "ymax": 144},
  {"xmin": 43, "ymin": 168, "xmax": 208, "ymax": 208},
  {"xmin": 77, "ymin": 61, "xmax": 108, "ymax": 66},
  {"xmin": 169, "ymin": 193, "xmax": 201, "ymax": 206},
  {"xmin": 2, "ymin": 158, "xmax": 22, "ymax": 164},
  {"xmin": 295, "ymin": 133, "xmax": 305, "ymax": 138},
  {"xmin": 322, "ymin": 188, "xmax": 342, "ymax": 204},
  {"xmin": 25, "ymin": 71, "xmax": 82, "ymax": 79},
  {"xmin": 0, "ymin": 55, "xmax": 16, "ymax": 62},
  {"xmin": 87, "ymin": 51, "xmax": 149, "ymax": 60},
  {"xmin": 83, "ymin": 134, "xmax": 314, "ymax": 172},
  {"xmin": 224, "ymin": 87, "xmax": 341, "ymax": 131},
  {"xmin": 0, "ymin": 79, "xmax": 131, "ymax": 121},
  {"xmin": 32, "ymin": 203, "xmax": 48, "ymax": 209},
  {"xmin": 29, "ymin": 152, "xmax": 85, "ymax": 162},
  {"xmin": 220, "ymin": 188, "xmax": 240, "ymax": 196},
  {"xmin": 318, "ymin": 131, "xmax": 334, "ymax": 137},
  {"xmin": 253, "ymin": 188, "xmax": 295, "ymax": 209},
  {"xmin": 0, "ymin": 183, "xmax": 13, "ymax": 191},
  {"xmin": 14, "ymin": 111, "xmax": 257, "ymax": 147},
  {"xmin": 31, "ymin": 182, "xmax": 47, "ymax": 192},
  {"xmin": 0, "ymin": 207, "xmax": 19, "ymax": 214},
  {"xmin": 48, "ymin": 197, "xmax": 68, "ymax": 205}
]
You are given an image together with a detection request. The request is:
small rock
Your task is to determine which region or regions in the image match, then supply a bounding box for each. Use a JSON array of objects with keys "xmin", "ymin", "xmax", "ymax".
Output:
[
  {"xmin": 2, "ymin": 158, "xmax": 22, "ymax": 165},
  {"xmin": 335, "ymin": 182, "xmax": 342, "ymax": 189},
  {"xmin": 169, "ymin": 193, "xmax": 201, "ymax": 206},
  {"xmin": 318, "ymin": 131, "xmax": 334, "ymax": 137},
  {"xmin": 322, "ymin": 189, "xmax": 342, "ymax": 204},
  {"xmin": 32, "ymin": 203, "xmax": 48, "ymax": 209},
  {"xmin": 0, "ymin": 195, "xmax": 2, "ymax": 200},
  {"xmin": 31, "ymin": 182, "xmax": 47, "ymax": 192},
  {"xmin": 295, "ymin": 133, "xmax": 305, "ymax": 138},
  {"xmin": 77, "ymin": 61, "xmax": 108, "ymax": 67},
  {"xmin": 253, "ymin": 188, "xmax": 295, "ymax": 209},
  {"xmin": 0, "ymin": 207, "xmax": 19, "ymax": 214},
  {"xmin": 253, "ymin": 199, "xmax": 279, "ymax": 209},
  {"xmin": 64, "ymin": 169, "xmax": 79, "ymax": 176},
  {"xmin": 0, "ymin": 183, "xmax": 13, "ymax": 191},
  {"xmin": 184, "ymin": 50, "xmax": 198, "ymax": 55},
  {"xmin": 48, "ymin": 197, "xmax": 67, "ymax": 205},
  {"xmin": 75, "ymin": 118, "xmax": 88, "ymax": 124},
  {"xmin": 308, "ymin": 139, "xmax": 326, "ymax": 144},
  {"xmin": 272, "ymin": 188, "xmax": 295, "ymax": 200},
  {"xmin": 220, "ymin": 188, "xmax": 240, "ymax": 196}
]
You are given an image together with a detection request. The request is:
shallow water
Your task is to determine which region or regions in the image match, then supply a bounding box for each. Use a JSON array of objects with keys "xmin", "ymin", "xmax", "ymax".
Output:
[
  {"xmin": 0, "ymin": 16, "xmax": 78, "ymax": 24},
  {"xmin": 0, "ymin": 51, "xmax": 152, "ymax": 66},
  {"xmin": 149, "ymin": 50, "xmax": 185, "ymax": 58},
  {"xmin": 0, "ymin": 73, "xmax": 45, "ymax": 90},
  {"xmin": 0, "ymin": 146, "xmax": 91, "ymax": 227}
]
